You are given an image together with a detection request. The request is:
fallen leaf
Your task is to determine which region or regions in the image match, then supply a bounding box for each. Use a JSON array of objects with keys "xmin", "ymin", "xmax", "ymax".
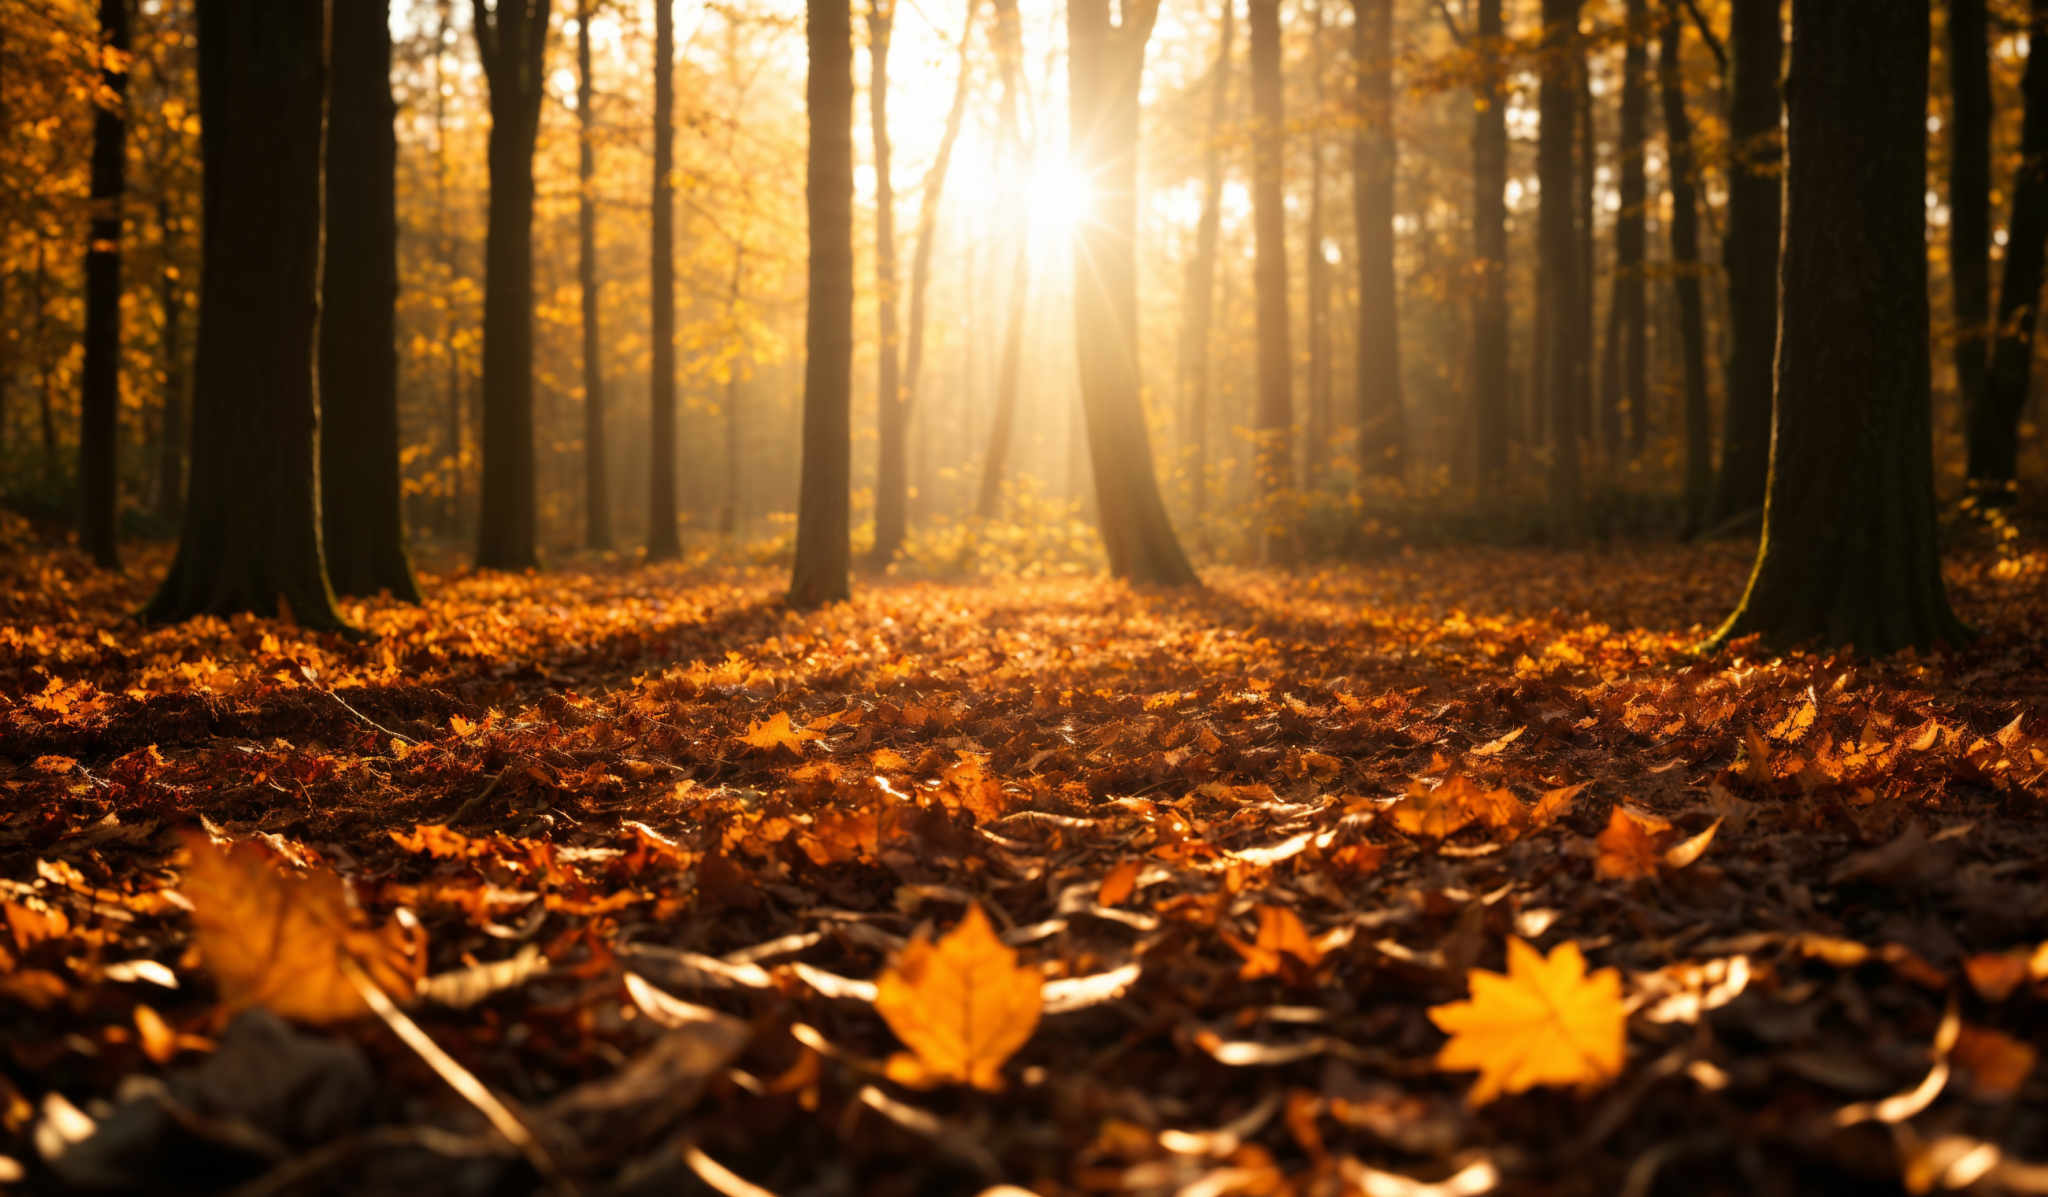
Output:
[
  {"xmin": 1951, "ymin": 1025, "xmax": 2036, "ymax": 1100},
  {"xmin": 741, "ymin": 712, "xmax": 820, "ymax": 755},
  {"xmin": 873, "ymin": 904, "xmax": 1041, "ymax": 1090},
  {"xmin": 1429, "ymin": 938, "xmax": 1626, "ymax": 1105},
  {"xmin": 1097, "ymin": 861, "xmax": 1143, "ymax": 907},
  {"xmin": 1594, "ymin": 807, "xmax": 1670, "ymax": 881}
]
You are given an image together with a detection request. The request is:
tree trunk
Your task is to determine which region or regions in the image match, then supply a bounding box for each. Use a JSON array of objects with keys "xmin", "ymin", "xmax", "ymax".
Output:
[
  {"xmin": 1540, "ymin": 0, "xmax": 1584, "ymax": 534},
  {"xmin": 975, "ymin": 0, "xmax": 1030, "ymax": 521},
  {"xmin": 1966, "ymin": 0, "xmax": 2047, "ymax": 497},
  {"xmin": 80, "ymin": 0, "xmax": 129, "ymax": 569},
  {"xmin": 1250, "ymin": 0, "xmax": 1292, "ymax": 558},
  {"xmin": 1659, "ymin": 3, "xmax": 1710, "ymax": 533},
  {"xmin": 1473, "ymin": 0, "xmax": 1510, "ymax": 493},
  {"xmin": 1353, "ymin": 0, "xmax": 1404, "ymax": 480},
  {"xmin": 35, "ymin": 237, "xmax": 55, "ymax": 486},
  {"xmin": 472, "ymin": 0, "xmax": 551, "ymax": 571},
  {"xmin": 647, "ymin": 0, "xmax": 681, "ymax": 559},
  {"xmin": 1948, "ymin": 0, "xmax": 1992, "ymax": 438},
  {"xmin": 1598, "ymin": 0, "xmax": 1648, "ymax": 460},
  {"xmin": 1712, "ymin": 0, "xmax": 1964, "ymax": 654},
  {"xmin": 1304, "ymin": 0, "xmax": 1333, "ymax": 487},
  {"xmin": 789, "ymin": 0, "xmax": 855, "ymax": 608},
  {"xmin": 1068, "ymin": 0, "xmax": 1199, "ymax": 586},
  {"xmin": 147, "ymin": 0, "xmax": 345, "ymax": 629},
  {"xmin": 868, "ymin": 0, "xmax": 902, "ymax": 561},
  {"xmin": 435, "ymin": 0, "xmax": 463, "ymax": 540},
  {"xmin": 1176, "ymin": 0, "xmax": 1233, "ymax": 527},
  {"xmin": 1708, "ymin": 0, "xmax": 1781, "ymax": 525},
  {"xmin": 1575, "ymin": 33, "xmax": 1597, "ymax": 461},
  {"xmin": 577, "ymin": 0, "xmax": 610, "ymax": 549},
  {"xmin": 321, "ymin": 0, "xmax": 420, "ymax": 601},
  {"xmin": 154, "ymin": 196, "xmax": 185, "ymax": 523}
]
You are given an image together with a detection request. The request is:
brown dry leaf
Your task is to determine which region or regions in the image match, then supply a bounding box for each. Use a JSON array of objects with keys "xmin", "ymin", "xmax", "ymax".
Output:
[
  {"xmin": 180, "ymin": 832, "xmax": 419, "ymax": 1023},
  {"xmin": 1951, "ymin": 1026, "xmax": 2036, "ymax": 1100},
  {"xmin": 1230, "ymin": 905, "xmax": 1323, "ymax": 980},
  {"xmin": 1097, "ymin": 861, "xmax": 1143, "ymax": 907},
  {"xmin": 1740, "ymin": 729, "xmax": 1774, "ymax": 784},
  {"xmin": 873, "ymin": 904, "xmax": 1042, "ymax": 1090},
  {"xmin": 1470, "ymin": 727, "xmax": 1524, "ymax": 756},
  {"xmin": 1389, "ymin": 778, "xmax": 1479, "ymax": 840},
  {"xmin": 1428, "ymin": 938, "xmax": 1626, "ymax": 1106},
  {"xmin": 741, "ymin": 712, "xmax": 820, "ymax": 755},
  {"xmin": 1594, "ymin": 807, "xmax": 1670, "ymax": 881},
  {"xmin": 1529, "ymin": 782, "xmax": 1587, "ymax": 828},
  {"xmin": 1964, "ymin": 952, "xmax": 2032, "ymax": 1003},
  {"xmin": 1662, "ymin": 816, "xmax": 1723, "ymax": 869}
]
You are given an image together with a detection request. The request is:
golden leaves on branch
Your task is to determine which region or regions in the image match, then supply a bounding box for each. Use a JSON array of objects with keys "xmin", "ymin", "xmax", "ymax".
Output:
[
  {"xmin": 874, "ymin": 905, "xmax": 1042, "ymax": 1090},
  {"xmin": 1429, "ymin": 938, "xmax": 1626, "ymax": 1106}
]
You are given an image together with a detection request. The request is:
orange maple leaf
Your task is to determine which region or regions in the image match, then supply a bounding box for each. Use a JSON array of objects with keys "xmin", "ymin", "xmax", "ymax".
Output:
[
  {"xmin": 1429, "ymin": 937, "xmax": 1626, "ymax": 1105},
  {"xmin": 180, "ymin": 832, "xmax": 419, "ymax": 1023},
  {"xmin": 1227, "ymin": 905, "xmax": 1325, "ymax": 980},
  {"xmin": 741, "ymin": 711, "xmax": 821, "ymax": 755},
  {"xmin": 1594, "ymin": 807, "xmax": 1670, "ymax": 880},
  {"xmin": 874, "ymin": 904, "xmax": 1042, "ymax": 1090}
]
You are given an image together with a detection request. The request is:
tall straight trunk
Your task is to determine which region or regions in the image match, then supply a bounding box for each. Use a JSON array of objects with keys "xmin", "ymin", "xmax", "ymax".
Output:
[
  {"xmin": 148, "ymin": 0, "xmax": 345, "ymax": 628},
  {"xmin": 1249, "ymin": 0, "xmax": 1291, "ymax": 558},
  {"xmin": 1708, "ymin": 0, "xmax": 1781, "ymax": 524},
  {"xmin": 874, "ymin": 0, "xmax": 976, "ymax": 564},
  {"xmin": 1178, "ymin": 0, "xmax": 1233, "ymax": 527},
  {"xmin": 1948, "ymin": 0, "xmax": 1992, "ymax": 434},
  {"xmin": 1473, "ymin": 0, "xmax": 1510, "ymax": 492},
  {"xmin": 1659, "ymin": 3, "xmax": 1711, "ymax": 533},
  {"xmin": 576, "ymin": 0, "xmax": 610, "ymax": 549},
  {"xmin": 1598, "ymin": 0, "xmax": 1648, "ymax": 459},
  {"xmin": 1068, "ymin": 0, "xmax": 1199, "ymax": 586},
  {"xmin": 975, "ymin": 0, "xmax": 1030, "ymax": 520},
  {"xmin": 1575, "ymin": 33, "xmax": 1597, "ymax": 458},
  {"xmin": 472, "ymin": 0, "xmax": 551, "ymax": 571},
  {"xmin": 1713, "ymin": 0, "xmax": 1963, "ymax": 653},
  {"xmin": 1353, "ymin": 0, "xmax": 1404, "ymax": 478},
  {"xmin": 35, "ymin": 237, "xmax": 55, "ymax": 485},
  {"xmin": 1540, "ymin": 0, "xmax": 1584, "ymax": 533},
  {"xmin": 789, "ymin": 0, "xmax": 855, "ymax": 607},
  {"xmin": 1304, "ymin": 0, "xmax": 1333, "ymax": 487},
  {"xmin": 435, "ymin": 0, "xmax": 463, "ymax": 539},
  {"xmin": 80, "ymin": 0, "xmax": 129, "ymax": 569},
  {"xmin": 321, "ymin": 0, "xmax": 420, "ymax": 601},
  {"xmin": 868, "ymin": 0, "xmax": 902, "ymax": 558},
  {"xmin": 648, "ymin": 0, "xmax": 681, "ymax": 559},
  {"xmin": 154, "ymin": 197, "xmax": 184, "ymax": 522},
  {"xmin": 1967, "ymin": 0, "xmax": 2048, "ymax": 495}
]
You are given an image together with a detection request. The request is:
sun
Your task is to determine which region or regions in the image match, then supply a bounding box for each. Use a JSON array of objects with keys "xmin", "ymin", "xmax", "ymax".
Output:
[{"xmin": 1026, "ymin": 158, "xmax": 1095, "ymax": 238}]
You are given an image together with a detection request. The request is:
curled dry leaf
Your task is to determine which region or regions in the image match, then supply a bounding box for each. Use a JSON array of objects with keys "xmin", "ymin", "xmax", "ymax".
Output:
[
  {"xmin": 1428, "ymin": 937, "xmax": 1626, "ymax": 1106},
  {"xmin": 873, "ymin": 904, "xmax": 1042, "ymax": 1090}
]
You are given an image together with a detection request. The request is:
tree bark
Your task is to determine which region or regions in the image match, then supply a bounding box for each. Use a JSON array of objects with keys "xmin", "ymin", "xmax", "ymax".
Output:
[
  {"xmin": 1540, "ymin": 0, "xmax": 1584, "ymax": 533},
  {"xmin": 1966, "ymin": 0, "xmax": 2047, "ymax": 496},
  {"xmin": 1947, "ymin": 0, "xmax": 1992, "ymax": 439},
  {"xmin": 647, "ymin": 0, "xmax": 681, "ymax": 559},
  {"xmin": 148, "ymin": 0, "xmax": 345, "ymax": 629},
  {"xmin": 576, "ymin": 0, "xmax": 611, "ymax": 549},
  {"xmin": 1708, "ymin": 0, "xmax": 1781, "ymax": 525},
  {"xmin": 154, "ymin": 198, "xmax": 184, "ymax": 523},
  {"xmin": 1659, "ymin": 3, "xmax": 1711, "ymax": 533},
  {"xmin": 975, "ymin": 0, "xmax": 1030, "ymax": 521},
  {"xmin": 1713, "ymin": 0, "xmax": 1964, "ymax": 654},
  {"xmin": 1304, "ymin": 0, "xmax": 1333, "ymax": 487},
  {"xmin": 1067, "ymin": 0, "xmax": 1199, "ymax": 586},
  {"xmin": 1575, "ymin": 30, "xmax": 1597, "ymax": 459},
  {"xmin": 1353, "ymin": 0, "xmax": 1404, "ymax": 480},
  {"xmin": 472, "ymin": 0, "xmax": 551, "ymax": 571},
  {"xmin": 1175, "ymin": 0, "xmax": 1234, "ymax": 526},
  {"xmin": 321, "ymin": 0, "xmax": 421, "ymax": 601},
  {"xmin": 1473, "ymin": 0, "xmax": 1510, "ymax": 492},
  {"xmin": 1249, "ymin": 0, "xmax": 1292, "ymax": 558},
  {"xmin": 789, "ymin": 0, "xmax": 855, "ymax": 607},
  {"xmin": 80, "ymin": 0, "xmax": 130, "ymax": 569},
  {"xmin": 1598, "ymin": 0, "xmax": 1649, "ymax": 460},
  {"xmin": 868, "ymin": 0, "xmax": 902, "ymax": 561}
]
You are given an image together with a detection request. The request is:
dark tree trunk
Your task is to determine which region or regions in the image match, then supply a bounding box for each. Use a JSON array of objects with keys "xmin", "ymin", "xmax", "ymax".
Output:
[
  {"xmin": 154, "ymin": 197, "xmax": 185, "ymax": 523},
  {"xmin": 1713, "ymin": 0, "xmax": 1964, "ymax": 654},
  {"xmin": 1598, "ymin": 0, "xmax": 1649, "ymax": 459},
  {"xmin": 1967, "ymin": 0, "xmax": 2047, "ymax": 496},
  {"xmin": 975, "ymin": 0, "xmax": 1029, "ymax": 521},
  {"xmin": 1353, "ymin": 0, "xmax": 1404, "ymax": 479},
  {"xmin": 1659, "ymin": 3, "xmax": 1711, "ymax": 533},
  {"xmin": 1540, "ymin": 0, "xmax": 1585, "ymax": 533},
  {"xmin": 35, "ymin": 238, "xmax": 55, "ymax": 486},
  {"xmin": 647, "ymin": 0, "xmax": 680, "ymax": 559},
  {"xmin": 1473, "ymin": 0, "xmax": 1510, "ymax": 492},
  {"xmin": 434, "ymin": 0, "xmax": 464, "ymax": 539},
  {"xmin": 321, "ymin": 0, "xmax": 420, "ymax": 601},
  {"xmin": 576, "ymin": 0, "xmax": 610, "ymax": 549},
  {"xmin": 1068, "ymin": 0, "xmax": 1199, "ymax": 586},
  {"xmin": 868, "ymin": 0, "xmax": 902, "ymax": 560},
  {"xmin": 148, "ymin": 0, "xmax": 345, "ymax": 629},
  {"xmin": 80, "ymin": 0, "xmax": 129, "ymax": 569},
  {"xmin": 1708, "ymin": 0, "xmax": 1781, "ymax": 526},
  {"xmin": 1250, "ymin": 0, "xmax": 1292, "ymax": 558},
  {"xmin": 1304, "ymin": 0, "xmax": 1333, "ymax": 487},
  {"xmin": 1174, "ymin": 0, "xmax": 1233, "ymax": 527},
  {"xmin": 789, "ymin": 0, "xmax": 855, "ymax": 608},
  {"xmin": 1575, "ymin": 34, "xmax": 1596, "ymax": 458},
  {"xmin": 1947, "ymin": 0, "xmax": 1992, "ymax": 438},
  {"xmin": 472, "ymin": 0, "xmax": 551, "ymax": 571}
]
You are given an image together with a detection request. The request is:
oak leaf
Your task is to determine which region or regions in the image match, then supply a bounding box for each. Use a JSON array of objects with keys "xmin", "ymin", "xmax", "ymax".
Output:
[
  {"xmin": 180, "ymin": 832, "xmax": 419, "ymax": 1023},
  {"xmin": 1429, "ymin": 937, "xmax": 1625, "ymax": 1105},
  {"xmin": 873, "ymin": 904, "xmax": 1041, "ymax": 1090}
]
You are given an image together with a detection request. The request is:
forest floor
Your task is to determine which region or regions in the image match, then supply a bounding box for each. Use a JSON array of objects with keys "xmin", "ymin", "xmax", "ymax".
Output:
[{"xmin": 3, "ymin": 530, "xmax": 2048, "ymax": 1196}]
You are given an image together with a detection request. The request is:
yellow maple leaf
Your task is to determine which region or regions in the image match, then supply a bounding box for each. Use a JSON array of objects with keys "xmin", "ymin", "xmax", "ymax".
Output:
[
  {"xmin": 180, "ymin": 832, "xmax": 419, "ymax": 1024},
  {"xmin": 873, "ymin": 904, "xmax": 1042, "ymax": 1090},
  {"xmin": 1389, "ymin": 778, "xmax": 1478, "ymax": 839},
  {"xmin": 741, "ymin": 711, "xmax": 820, "ymax": 755},
  {"xmin": 1428, "ymin": 937, "xmax": 1625, "ymax": 1105}
]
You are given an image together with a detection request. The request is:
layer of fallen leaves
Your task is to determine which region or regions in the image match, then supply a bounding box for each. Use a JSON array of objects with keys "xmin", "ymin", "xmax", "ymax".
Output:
[{"xmin": 3, "ymin": 538, "xmax": 2048, "ymax": 1195}]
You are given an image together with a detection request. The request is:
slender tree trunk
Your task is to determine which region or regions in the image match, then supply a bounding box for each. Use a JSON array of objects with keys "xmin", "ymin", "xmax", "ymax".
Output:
[
  {"xmin": 1177, "ymin": 0, "xmax": 1233, "ymax": 527},
  {"xmin": 975, "ymin": 0, "xmax": 1030, "ymax": 521},
  {"xmin": 1250, "ymin": 0, "xmax": 1292, "ymax": 558},
  {"xmin": 1967, "ymin": 0, "xmax": 2047, "ymax": 496},
  {"xmin": 789, "ymin": 0, "xmax": 855, "ymax": 607},
  {"xmin": 434, "ymin": 0, "xmax": 463, "ymax": 539},
  {"xmin": 148, "ymin": 0, "xmax": 345, "ymax": 628},
  {"xmin": 154, "ymin": 197, "xmax": 184, "ymax": 522},
  {"xmin": 35, "ymin": 237, "xmax": 55, "ymax": 486},
  {"xmin": 1541, "ymin": 0, "xmax": 1585, "ymax": 534},
  {"xmin": 647, "ymin": 0, "xmax": 681, "ymax": 559},
  {"xmin": 576, "ymin": 0, "xmax": 610, "ymax": 549},
  {"xmin": 1473, "ymin": 0, "xmax": 1510, "ymax": 493},
  {"xmin": 868, "ymin": 0, "xmax": 902, "ymax": 561},
  {"xmin": 1068, "ymin": 0, "xmax": 1199, "ymax": 586},
  {"xmin": 1659, "ymin": 3, "xmax": 1710, "ymax": 532},
  {"xmin": 80, "ymin": 0, "xmax": 130, "ymax": 569},
  {"xmin": 1597, "ymin": 0, "xmax": 1648, "ymax": 460},
  {"xmin": 1708, "ymin": 0, "xmax": 1780, "ymax": 525},
  {"xmin": 1353, "ymin": 0, "xmax": 1404, "ymax": 480},
  {"xmin": 1304, "ymin": 0, "xmax": 1332, "ymax": 487},
  {"xmin": 472, "ymin": 0, "xmax": 551, "ymax": 571},
  {"xmin": 321, "ymin": 0, "xmax": 420, "ymax": 601},
  {"xmin": 1575, "ymin": 31, "xmax": 1597, "ymax": 461},
  {"xmin": 1948, "ymin": 0, "xmax": 1992, "ymax": 436}
]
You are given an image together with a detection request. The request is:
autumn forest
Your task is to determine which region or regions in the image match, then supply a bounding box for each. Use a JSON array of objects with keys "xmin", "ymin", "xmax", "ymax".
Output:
[{"xmin": 2, "ymin": 0, "xmax": 2048, "ymax": 1193}]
